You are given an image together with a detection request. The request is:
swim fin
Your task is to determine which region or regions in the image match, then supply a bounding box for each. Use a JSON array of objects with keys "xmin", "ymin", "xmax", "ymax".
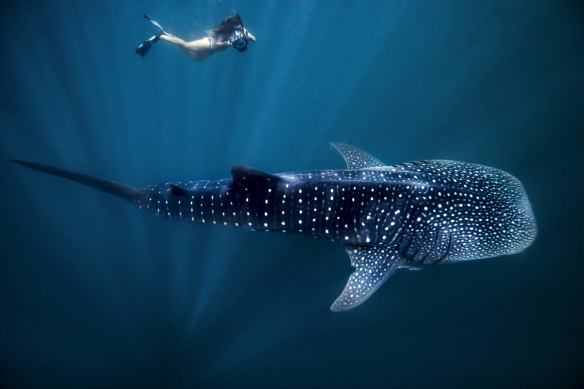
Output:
[
  {"xmin": 135, "ymin": 34, "xmax": 160, "ymax": 57},
  {"xmin": 144, "ymin": 14, "xmax": 164, "ymax": 31}
]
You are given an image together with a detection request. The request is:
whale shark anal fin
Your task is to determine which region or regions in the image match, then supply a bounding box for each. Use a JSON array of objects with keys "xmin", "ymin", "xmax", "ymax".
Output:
[
  {"xmin": 331, "ymin": 245, "xmax": 405, "ymax": 312},
  {"xmin": 329, "ymin": 142, "xmax": 386, "ymax": 169}
]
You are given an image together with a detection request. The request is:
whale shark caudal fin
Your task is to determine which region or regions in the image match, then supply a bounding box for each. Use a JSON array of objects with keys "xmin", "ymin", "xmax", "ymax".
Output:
[
  {"xmin": 11, "ymin": 160, "xmax": 144, "ymax": 204},
  {"xmin": 330, "ymin": 142, "xmax": 386, "ymax": 169},
  {"xmin": 331, "ymin": 245, "xmax": 405, "ymax": 312}
]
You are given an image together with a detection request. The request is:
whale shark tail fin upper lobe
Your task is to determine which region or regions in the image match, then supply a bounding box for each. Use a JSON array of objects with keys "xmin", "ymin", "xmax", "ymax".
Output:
[{"xmin": 11, "ymin": 160, "xmax": 144, "ymax": 204}]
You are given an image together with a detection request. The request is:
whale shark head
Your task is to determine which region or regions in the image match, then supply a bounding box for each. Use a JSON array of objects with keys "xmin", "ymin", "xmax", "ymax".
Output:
[{"xmin": 494, "ymin": 169, "xmax": 537, "ymax": 255}]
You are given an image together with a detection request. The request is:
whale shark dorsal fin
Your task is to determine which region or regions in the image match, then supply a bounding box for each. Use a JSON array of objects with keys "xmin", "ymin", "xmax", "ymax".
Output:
[
  {"xmin": 330, "ymin": 142, "xmax": 386, "ymax": 169},
  {"xmin": 331, "ymin": 245, "xmax": 405, "ymax": 312},
  {"xmin": 231, "ymin": 166, "xmax": 284, "ymax": 187}
]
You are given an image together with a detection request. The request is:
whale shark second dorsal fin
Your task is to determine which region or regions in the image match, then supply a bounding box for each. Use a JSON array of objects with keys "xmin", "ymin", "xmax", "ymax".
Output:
[{"xmin": 330, "ymin": 142, "xmax": 386, "ymax": 169}]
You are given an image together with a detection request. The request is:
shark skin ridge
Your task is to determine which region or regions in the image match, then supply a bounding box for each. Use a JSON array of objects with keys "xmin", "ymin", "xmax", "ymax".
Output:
[{"xmin": 12, "ymin": 142, "xmax": 537, "ymax": 312}]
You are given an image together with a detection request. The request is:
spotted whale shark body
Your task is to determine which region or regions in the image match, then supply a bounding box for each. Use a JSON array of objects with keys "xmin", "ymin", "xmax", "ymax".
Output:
[{"xmin": 12, "ymin": 143, "xmax": 537, "ymax": 311}]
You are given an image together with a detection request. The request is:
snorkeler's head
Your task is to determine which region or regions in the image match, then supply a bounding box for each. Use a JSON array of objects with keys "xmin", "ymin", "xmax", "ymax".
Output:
[{"xmin": 231, "ymin": 27, "xmax": 255, "ymax": 52}]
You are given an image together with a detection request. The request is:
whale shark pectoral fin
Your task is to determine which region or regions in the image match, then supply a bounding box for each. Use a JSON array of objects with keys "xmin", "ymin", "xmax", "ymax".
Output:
[
  {"xmin": 331, "ymin": 246, "xmax": 405, "ymax": 312},
  {"xmin": 329, "ymin": 142, "xmax": 386, "ymax": 169}
]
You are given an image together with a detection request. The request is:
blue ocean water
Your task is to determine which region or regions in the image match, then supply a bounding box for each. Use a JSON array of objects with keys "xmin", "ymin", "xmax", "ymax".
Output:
[{"xmin": 1, "ymin": 0, "xmax": 583, "ymax": 387}]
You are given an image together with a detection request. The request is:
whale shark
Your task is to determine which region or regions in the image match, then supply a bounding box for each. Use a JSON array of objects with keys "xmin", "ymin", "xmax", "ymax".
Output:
[{"xmin": 12, "ymin": 142, "xmax": 537, "ymax": 311}]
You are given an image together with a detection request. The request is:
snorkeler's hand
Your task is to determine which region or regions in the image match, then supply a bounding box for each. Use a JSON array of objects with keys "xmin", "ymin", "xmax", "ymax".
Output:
[
  {"xmin": 217, "ymin": 40, "xmax": 232, "ymax": 48},
  {"xmin": 210, "ymin": 40, "xmax": 229, "ymax": 51}
]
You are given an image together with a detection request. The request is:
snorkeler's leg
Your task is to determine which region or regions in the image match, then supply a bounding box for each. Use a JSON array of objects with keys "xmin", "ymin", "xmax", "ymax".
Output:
[
  {"xmin": 158, "ymin": 35, "xmax": 214, "ymax": 61},
  {"xmin": 136, "ymin": 34, "xmax": 194, "ymax": 57},
  {"xmin": 135, "ymin": 14, "xmax": 177, "ymax": 57},
  {"xmin": 159, "ymin": 34, "xmax": 188, "ymax": 46},
  {"xmin": 143, "ymin": 14, "xmax": 175, "ymax": 37}
]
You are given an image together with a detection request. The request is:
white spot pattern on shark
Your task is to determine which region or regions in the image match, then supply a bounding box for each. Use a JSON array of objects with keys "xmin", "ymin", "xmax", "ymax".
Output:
[{"xmin": 12, "ymin": 142, "xmax": 537, "ymax": 311}]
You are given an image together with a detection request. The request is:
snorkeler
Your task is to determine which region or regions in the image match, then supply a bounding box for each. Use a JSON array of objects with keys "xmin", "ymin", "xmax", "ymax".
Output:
[{"xmin": 135, "ymin": 13, "xmax": 256, "ymax": 61}]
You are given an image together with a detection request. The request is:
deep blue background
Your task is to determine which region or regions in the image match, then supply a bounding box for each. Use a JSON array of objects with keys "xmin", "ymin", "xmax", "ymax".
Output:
[{"xmin": 1, "ymin": 0, "xmax": 583, "ymax": 387}]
